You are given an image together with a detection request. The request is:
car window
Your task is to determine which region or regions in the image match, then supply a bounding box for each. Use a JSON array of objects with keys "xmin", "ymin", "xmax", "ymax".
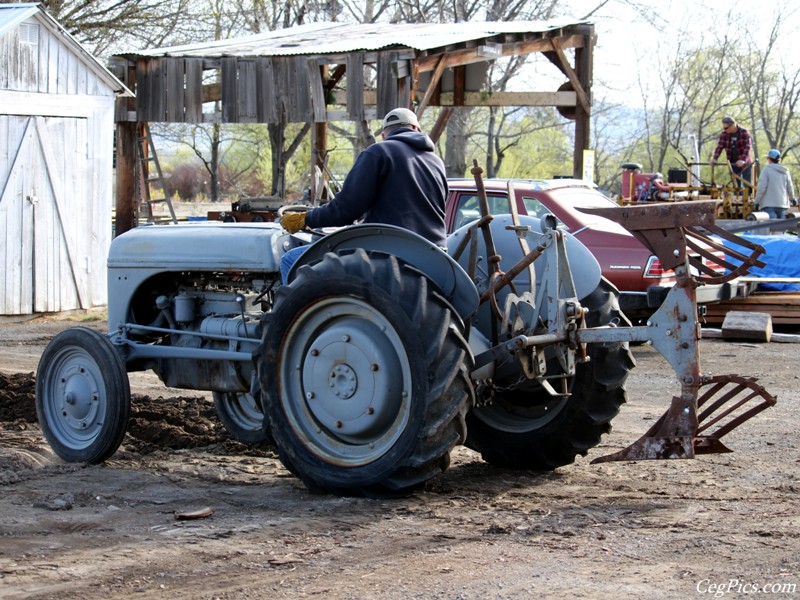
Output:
[
  {"xmin": 546, "ymin": 188, "xmax": 629, "ymax": 233},
  {"xmin": 522, "ymin": 197, "xmax": 563, "ymax": 224},
  {"xmin": 454, "ymin": 193, "xmax": 509, "ymax": 229}
]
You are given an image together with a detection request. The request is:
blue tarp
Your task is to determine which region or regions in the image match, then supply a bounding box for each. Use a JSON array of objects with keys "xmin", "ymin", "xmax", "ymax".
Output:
[{"xmin": 724, "ymin": 234, "xmax": 800, "ymax": 291}]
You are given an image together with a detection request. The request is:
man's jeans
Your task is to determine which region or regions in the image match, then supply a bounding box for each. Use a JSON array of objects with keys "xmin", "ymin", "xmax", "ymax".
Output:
[
  {"xmin": 762, "ymin": 207, "xmax": 787, "ymax": 219},
  {"xmin": 280, "ymin": 246, "xmax": 308, "ymax": 284},
  {"xmin": 732, "ymin": 163, "xmax": 752, "ymax": 188}
]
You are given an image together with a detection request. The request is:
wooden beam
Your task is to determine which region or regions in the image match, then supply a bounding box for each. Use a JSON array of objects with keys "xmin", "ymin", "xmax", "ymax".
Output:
[
  {"xmin": 453, "ymin": 65, "xmax": 466, "ymax": 105},
  {"xmin": 115, "ymin": 122, "xmax": 137, "ymax": 236},
  {"xmin": 429, "ymin": 107, "xmax": 453, "ymax": 144},
  {"xmin": 573, "ymin": 30, "xmax": 594, "ymax": 179},
  {"xmin": 415, "ymin": 34, "xmax": 586, "ymax": 72},
  {"xmin": 331, "ymin": 89, "xmax": 577, "ymax": 107},
  {"xmin": 313, "ymin": 121, "xmax": 328, "ymax": 203},
  {"xmin": 416, "ymin": 55, "xmax": 447, "ymax": 117},
  {"xmin": 549, "ymin": 38, "xmax": 590, "ymax": 116},
  {"xmin": 309, "ymin": 60, "xmax": 327, "ymax": 122}
]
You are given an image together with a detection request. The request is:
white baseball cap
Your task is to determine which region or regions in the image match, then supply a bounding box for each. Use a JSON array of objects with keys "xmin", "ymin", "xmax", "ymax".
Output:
[{"xmin": 382, "ymin": 108, "xmax": 420, "ymax": 130}]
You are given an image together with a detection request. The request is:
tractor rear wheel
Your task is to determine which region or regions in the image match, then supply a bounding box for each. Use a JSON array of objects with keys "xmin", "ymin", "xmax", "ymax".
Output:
[
  {"xmin": 465, "ymin": 278, "xmax": 634, "ymax": 470},
  {"xmin": 257, "ymin": 249, "xmax": 473, "ymax": 496},
  {"xmin": 35, "ymin": 327, "xmax": 130, "ymax": 463}
]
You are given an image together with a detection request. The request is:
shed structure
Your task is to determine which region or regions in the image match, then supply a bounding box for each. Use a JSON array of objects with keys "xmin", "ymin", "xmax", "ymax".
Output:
[
  {"xmin": 111, "ymin": 20, "xmax": 595, "ymax": 235},
  {"xmin": 0, "ymin": 3, "xmax": 131, "ymax": 315}
]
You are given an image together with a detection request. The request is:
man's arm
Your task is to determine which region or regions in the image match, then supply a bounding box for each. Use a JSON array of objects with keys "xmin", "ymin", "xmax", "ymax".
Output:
[
  {"xmin": 711, "ymin": 133, "xmax": 728, "ymax": 162},
  {"xmin": 305, "ymin": 151, "xmax": 384, "ymax": 228}
]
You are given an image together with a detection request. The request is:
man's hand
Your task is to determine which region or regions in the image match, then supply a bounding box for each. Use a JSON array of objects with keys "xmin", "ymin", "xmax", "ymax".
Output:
[
  {"xmin": 280, "ymin": 212, "xmax": 306, "ymax": 233},
  {"xmin": 709, "ymin": 158, "xmax": 717, "ymax": 166},
  {"xmin": 735, "ymin": 160, "xmax": 745, "ymax": 168}
]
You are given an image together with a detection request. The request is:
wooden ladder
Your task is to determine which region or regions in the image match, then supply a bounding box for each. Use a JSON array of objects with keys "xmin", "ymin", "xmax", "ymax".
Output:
[{"xmin": 135, "ymin": 123, "xmax": 177, "ymax": 225}]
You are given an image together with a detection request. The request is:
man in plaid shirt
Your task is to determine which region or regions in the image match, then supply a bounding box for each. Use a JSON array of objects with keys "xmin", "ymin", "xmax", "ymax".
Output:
[{"xmin": 711, "ymin": 116, "xmax": 753, "ymax": 186}]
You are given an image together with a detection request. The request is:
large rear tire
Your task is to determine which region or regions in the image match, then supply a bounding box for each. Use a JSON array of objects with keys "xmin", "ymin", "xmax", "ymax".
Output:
[
  {"xmin": 465, "ymin": 278, "xmax": 634, "ymax": 470},
  {"xmin": 257, "ymin": 249, "xmax": 474, "ymax": 496},
  {"xmin": 35, "ymin": 327, "xmax": 131, "ymax": 463}
]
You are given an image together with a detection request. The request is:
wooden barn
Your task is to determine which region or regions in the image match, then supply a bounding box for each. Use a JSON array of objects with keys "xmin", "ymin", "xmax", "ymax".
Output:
[{"xmin": 0, "ymin": 3, "xmax": 131, "ymax": 316}]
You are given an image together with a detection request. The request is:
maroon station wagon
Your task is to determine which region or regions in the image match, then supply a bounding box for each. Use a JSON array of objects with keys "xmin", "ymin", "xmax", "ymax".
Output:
[{"xmin": 445, "ymin": 178, "xmax": 727, "ymax": 320}]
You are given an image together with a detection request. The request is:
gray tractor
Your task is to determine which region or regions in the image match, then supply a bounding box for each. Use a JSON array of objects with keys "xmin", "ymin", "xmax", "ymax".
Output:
[{"xmin": 35, "ymin": 165, "xmax": 776, "ymax": 496}]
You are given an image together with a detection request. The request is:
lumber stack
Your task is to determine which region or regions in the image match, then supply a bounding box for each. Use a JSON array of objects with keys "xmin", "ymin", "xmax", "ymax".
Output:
[{"xmin": 703, "ymin": 292, "xmax": 800, "ymax": 325}]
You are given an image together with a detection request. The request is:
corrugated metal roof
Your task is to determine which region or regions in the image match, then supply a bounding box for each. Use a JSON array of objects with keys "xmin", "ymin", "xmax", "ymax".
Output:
[
  {"xmin": 123, "ymin": 19, "xmax": 588, "ymax": 59},
  {"xmin": 0, "ymin": 2, "xmax": 132, "ymax": 96}
]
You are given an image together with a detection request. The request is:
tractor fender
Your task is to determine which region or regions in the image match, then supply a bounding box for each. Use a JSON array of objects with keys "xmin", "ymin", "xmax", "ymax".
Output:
[{"xmin": 289, "ymin": 224, "xmax": 480, "ymax": 322}]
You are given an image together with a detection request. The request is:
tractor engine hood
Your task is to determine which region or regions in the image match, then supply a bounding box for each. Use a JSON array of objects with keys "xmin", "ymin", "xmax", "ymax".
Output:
[{"xmin": 108, "ymin": 222, "xmax": 286, "ymax": 272}]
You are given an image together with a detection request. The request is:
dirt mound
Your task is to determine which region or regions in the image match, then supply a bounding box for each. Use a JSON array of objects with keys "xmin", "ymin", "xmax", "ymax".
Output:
[
  {"xmin": 0, "ymin": 372, "xmax": 272, "ymax": 456},
  {"xmin": 126, "ymin": 394, "xmax": 230, "ymax": 453},
  {"xmin": 0, "ymin": 372, "xmax": 37, "ymax": 424}
]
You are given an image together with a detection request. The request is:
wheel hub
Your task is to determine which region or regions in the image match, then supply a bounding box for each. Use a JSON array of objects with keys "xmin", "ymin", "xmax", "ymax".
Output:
[
  {"xmin": 329, "ymin": 364, "xmax": 358, "ymax": 399},
  {"xmin": 300, "ymin": 318, "xmax": 403, "ymax": 441},
  {"xmin": 60, "ymin": 366, "xmax": 99, "ymax": 430}
]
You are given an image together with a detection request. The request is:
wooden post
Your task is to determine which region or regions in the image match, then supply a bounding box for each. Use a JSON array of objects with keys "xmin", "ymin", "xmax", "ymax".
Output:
[
  {"xmin": 115, "ymin": 121, "xmax": 137, "ymax": 236},
  {"xmin": 573, "ymin": 26, "xmax": 594, "ymax": 179},
  {"xmin": 313, "ymin": 121, "xmax": 328, "ymax": 203}
]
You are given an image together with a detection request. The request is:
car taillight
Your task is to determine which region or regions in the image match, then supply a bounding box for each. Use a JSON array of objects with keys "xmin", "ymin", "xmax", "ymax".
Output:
[{"xmin": 644, "ymin": 256, "xmax": 669, "ymax": 278}]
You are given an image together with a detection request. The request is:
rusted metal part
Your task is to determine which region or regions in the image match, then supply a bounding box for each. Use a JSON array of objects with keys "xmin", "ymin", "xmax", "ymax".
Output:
[
  {"xmin": 471, "ymin": 161, "xmax": 503, "ymax": 343},
  {"xmin": 470, "ymin": 161, "xmax": 501, "ymax": 274},
  {"xmin": 578, "ymin": 201, "xmax": 765, "ymax": 282},
  {"xmin": 479, "ymin": 244, "xmax": 544, "ymax": 304},
  {"xmin": 685, "ymin": 222, "xmax": 766, "ymax": 284},
  {"xmin": 584, "ymin": 200, "xmax": 776, "ymax": 464},
  {"xmin": 592, "ymin": 373, "xmax": 777, "ymax": 463},
  {"xmin": 592, "ymin": 389, "xmax": 698, "ymax": 463},
  {"xmin": 578, "ymin": 201, "xmax": 719, "ymax": 270},
  {"xmin": 505, "ymin": 179, "xmax": 536, "ymax": 291},
  {"xmin": 693, "ymin": 374, "xmax": 777, "ymax": 454}
]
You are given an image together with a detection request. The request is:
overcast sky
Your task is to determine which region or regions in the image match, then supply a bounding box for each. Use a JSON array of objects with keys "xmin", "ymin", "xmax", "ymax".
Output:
[{"xmin": 556, "ymin": 0, "xmax": 800, "ymax": 107}]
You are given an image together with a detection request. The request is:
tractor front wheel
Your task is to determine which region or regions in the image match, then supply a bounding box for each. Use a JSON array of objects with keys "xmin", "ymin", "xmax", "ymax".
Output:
[
  {"xmin": 35, "ymin": 327, "xmax": 131, "ymax": 463},
  {"xmin": 212, "ymin": 391, "xmax": 270, "ymax": 444}
]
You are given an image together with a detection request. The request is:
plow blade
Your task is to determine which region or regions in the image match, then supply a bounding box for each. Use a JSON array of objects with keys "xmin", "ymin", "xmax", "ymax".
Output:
[{"xmin": 592, "ymin": 374, "xmax": 776, "ymax": 464}]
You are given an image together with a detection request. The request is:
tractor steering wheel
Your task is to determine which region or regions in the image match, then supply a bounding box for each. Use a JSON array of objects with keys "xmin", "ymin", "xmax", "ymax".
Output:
[
  {"xmin": 277, "ymin": 204, "xmax": 311, "ymax": 217},
  {"xmin": 277, "ymin": 204, "xmax": 328, "ymax": 239}
]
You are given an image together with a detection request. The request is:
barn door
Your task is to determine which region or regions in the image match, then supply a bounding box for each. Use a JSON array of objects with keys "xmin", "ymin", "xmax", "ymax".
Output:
[{"xmin": 0, "ymin": 115, "xmax": 89, "ymax": 314}]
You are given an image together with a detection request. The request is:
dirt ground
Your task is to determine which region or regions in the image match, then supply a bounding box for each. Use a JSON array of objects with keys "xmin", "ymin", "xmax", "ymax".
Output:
[{"xmin": 0, "ymin": 314, "xmax": 798, "ymax": 599}]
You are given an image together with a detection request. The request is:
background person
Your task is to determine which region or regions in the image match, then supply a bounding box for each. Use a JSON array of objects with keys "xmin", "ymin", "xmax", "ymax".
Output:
[
  {"xmin": 754, "ymin": 148, "xmax": 795, "ymax": 219},
  {"xmin": 279, "ymin": 107, "xmax": 448, "ymax": 282},
  {"xmin": 710, "ymin": 116, "xmax": 753, "ymax": 186}
]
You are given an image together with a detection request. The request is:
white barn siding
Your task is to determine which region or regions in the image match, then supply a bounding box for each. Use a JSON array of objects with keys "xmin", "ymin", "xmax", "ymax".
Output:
[{"xmin": 0, "ymin": 7, "xmax": 122, "ymax": 315}]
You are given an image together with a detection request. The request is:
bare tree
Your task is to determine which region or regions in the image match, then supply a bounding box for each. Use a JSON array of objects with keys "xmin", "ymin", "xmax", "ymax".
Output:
[
  {"xmin": 24, "ymin": 0, "xmax": 192, "ymax": 58},
  {"xmin": 734, "ymin": 9, "xmax": 800, "ymax": 160}
]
